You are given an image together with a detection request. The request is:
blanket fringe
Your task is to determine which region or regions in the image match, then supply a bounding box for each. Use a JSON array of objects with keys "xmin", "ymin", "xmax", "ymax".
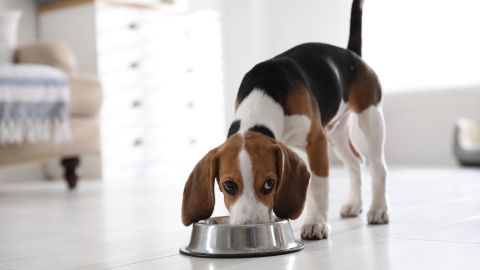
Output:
[{"xmin": 0, "ymin": 119, "xmax": 71, "ymax": 144}]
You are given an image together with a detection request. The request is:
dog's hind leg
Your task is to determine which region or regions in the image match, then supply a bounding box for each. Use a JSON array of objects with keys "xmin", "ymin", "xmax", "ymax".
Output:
[
  {"xmin": 329, "ymin": 114, "xmax": 364, "ymax": 218},
  {"xmin": 357, "ymin": 105, "xmax": 389, "ymax": 224}
]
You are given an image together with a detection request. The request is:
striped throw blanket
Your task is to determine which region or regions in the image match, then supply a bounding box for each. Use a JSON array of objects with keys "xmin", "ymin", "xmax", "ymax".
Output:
[{"xmin": 0, "ymin": 64, "xmax": 70, "ymax": 144}]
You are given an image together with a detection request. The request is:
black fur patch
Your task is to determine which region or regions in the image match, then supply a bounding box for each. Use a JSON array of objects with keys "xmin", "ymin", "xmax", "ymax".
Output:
[
  {"xmin": 249, "ymin": 125, "xmax": 275, "ymax": 139},
  {"xmin": 227, "ymin": 120, "xmax": 241, "ymax": 138},
  {"xmin": 236, "ymin": 43, "xmax": 359, "ymax": 126}
]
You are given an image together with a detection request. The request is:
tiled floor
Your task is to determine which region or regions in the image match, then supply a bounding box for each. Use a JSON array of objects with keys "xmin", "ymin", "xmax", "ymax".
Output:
[{"xmin": 1, "ymin": 167, "xmax": 480, "ymax": 270}]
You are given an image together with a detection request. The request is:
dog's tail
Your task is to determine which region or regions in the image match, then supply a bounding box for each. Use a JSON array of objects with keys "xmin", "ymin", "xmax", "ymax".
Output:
[{"xmin": 347, "ymin": 0, "xmax": 364, "ymax": 57}]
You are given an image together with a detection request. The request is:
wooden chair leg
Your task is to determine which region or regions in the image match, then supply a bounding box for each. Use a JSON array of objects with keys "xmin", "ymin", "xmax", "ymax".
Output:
[{"xmin": 61, "ymin": 157, "xmax": 80, "ymax": 190}]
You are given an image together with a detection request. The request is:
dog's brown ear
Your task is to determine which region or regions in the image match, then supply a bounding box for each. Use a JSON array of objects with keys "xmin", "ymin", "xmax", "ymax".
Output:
[
  {"xmin": 273, "ymin": 143, "xmax": 310, "ymax": 220},
  {"xmin": 181, "ymin": 147, "xmax": 219, "ymax": 226}
]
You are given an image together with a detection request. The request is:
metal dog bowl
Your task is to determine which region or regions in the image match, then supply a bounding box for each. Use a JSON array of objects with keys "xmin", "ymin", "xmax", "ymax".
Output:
[{"xmin": 180, "ymin": 216, "xmax": 304, "ymax": 258}]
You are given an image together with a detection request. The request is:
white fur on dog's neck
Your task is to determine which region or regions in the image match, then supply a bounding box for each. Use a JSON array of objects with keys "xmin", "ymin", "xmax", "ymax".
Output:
[{"xmin": 234, "ymin": 89, "xmax": 284, "ymax": 138}]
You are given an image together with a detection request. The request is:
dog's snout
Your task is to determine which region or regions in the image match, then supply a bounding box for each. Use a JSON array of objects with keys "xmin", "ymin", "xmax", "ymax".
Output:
[{"xmin": 228, "ymin": 206, "xmax": 272, "ymax": 225}]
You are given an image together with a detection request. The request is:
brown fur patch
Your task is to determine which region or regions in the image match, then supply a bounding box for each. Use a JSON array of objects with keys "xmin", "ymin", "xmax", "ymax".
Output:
[
  {"xmin": 181, "ymin": 147, "xmax": 219, "ymax": 226},
  {"xmin": 307, "ymin": 129, "xmax": 329, "ymax": 177},
  {"xmin": 347, "ymin": 62, "xmax": 382, "ymax": 113},
  {"xmin": 348, "ymin": 136, "xmax": 363, "ymax": 160},
  {"xmin": 234, "ymin": 99, "xmax": 240, "ymax": 110},
  {"xmin": 285, "ymin": 84, "xmax": 330, "ymax": 178},
  {"xmin": 285, "ymin": 84, "xmax": 313, "ymax": 115},
  {"xmin": 272, "ymin": 139, "xmax": 311, "ymax": 220}
]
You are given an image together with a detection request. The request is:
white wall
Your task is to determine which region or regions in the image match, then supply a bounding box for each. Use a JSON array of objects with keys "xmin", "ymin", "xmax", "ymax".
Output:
[
  {"xmin": 38, "ymin": 3, "xmax": 98, "ymax": 73},
  {"xmin": 0, "ymin": 0, "xmax": 37, "ymax": 44},
  {"xmin": 363, "ymin": 0, "xmax": 480, "ymax": 92},
  {"xmin": 345, "ymin": 87, "xmax": 480, "ymax": 166},
  {"xmin": 189, "ymin": 0, "xmax": 221, "ymax": 11}
]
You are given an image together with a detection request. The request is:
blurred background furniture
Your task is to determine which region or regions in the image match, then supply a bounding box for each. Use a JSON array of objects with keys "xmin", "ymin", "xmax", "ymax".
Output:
[
  {"xmin": 0, "ymin": 41, "xmax": 102, "ymax": 189},
  {"xmin": 37, "ymin": 1, "xmax": 225, "ymax": 180},
  {"xmin": 454, "ymin": 118, "xmax": 480, "ymax": 167}
]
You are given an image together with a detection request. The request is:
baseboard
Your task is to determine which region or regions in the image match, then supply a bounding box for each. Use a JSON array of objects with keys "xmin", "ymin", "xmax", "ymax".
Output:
[
  {"xmin": 0, "ymin": 162, "xmax": 43, "ymax": 182},
  {"xmin": 347, "ymin": 86, "xmax": 480, "ymax": 166},
  {"xmin": 43, "ymin": 155, "xmax": 102, "ymax": 180},
  {"xmin": 0, "ymin": 155, "xmax": 102, "ymax": 182}
]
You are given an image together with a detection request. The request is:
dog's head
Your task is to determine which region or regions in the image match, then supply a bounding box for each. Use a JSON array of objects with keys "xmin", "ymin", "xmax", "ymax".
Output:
[{"xmin": 181, "ymin": 131, "xmax": 310, "ymax": 225}]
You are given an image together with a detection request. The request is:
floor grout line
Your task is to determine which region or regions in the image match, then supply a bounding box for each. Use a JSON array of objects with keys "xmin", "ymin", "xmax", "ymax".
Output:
[
  {"xmin": 393, "ymin": 237, "xmax": 480, "ymax": 245},
  {"xmin": 460, "ymin": 255, "xmax": 480, "ymax": 264},
  {"xmin": 105, "ymin": 254, "xmax": 179, "ymax": 270},
  {"xmin": 398, "ymin": 214, "xmax": 480, "ymax": 236}
]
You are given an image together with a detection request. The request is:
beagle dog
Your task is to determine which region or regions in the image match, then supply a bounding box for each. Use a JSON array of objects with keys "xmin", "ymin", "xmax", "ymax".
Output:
[{"xmin": 182, "ymin": 0, "xmax": 389, "ymax": 240}]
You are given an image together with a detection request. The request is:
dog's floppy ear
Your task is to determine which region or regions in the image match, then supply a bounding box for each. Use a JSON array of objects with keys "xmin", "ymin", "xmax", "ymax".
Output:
[
  {"xmin": 273, "ymin": 143, "xmax": 310, "ymax": 220},
  {"xmin": 181, "ymin": 147, "xmax": 219, "ymax": 226}
]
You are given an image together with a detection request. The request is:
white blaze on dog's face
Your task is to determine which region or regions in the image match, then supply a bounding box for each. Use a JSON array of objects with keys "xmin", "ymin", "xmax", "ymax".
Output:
[
  {"xmin": 228, "ymin": 149, "xmax": 271, "ymax": 224},
  {"xmin": 220, "ymin": 134, "xmax": 278, "ymax": 224},
  {"xmin": 181, "ymin": 131, "xmax": 311, "ymax": 226}
]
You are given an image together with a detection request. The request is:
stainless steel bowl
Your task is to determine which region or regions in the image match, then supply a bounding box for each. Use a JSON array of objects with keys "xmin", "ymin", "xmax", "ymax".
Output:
[{"xmin": 180, "ymin": 216, "xmax": 304, "ymax": 258}]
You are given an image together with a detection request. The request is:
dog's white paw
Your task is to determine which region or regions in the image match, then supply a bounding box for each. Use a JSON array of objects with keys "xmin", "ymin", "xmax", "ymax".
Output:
[
  {"xmin": 301, "ymin": 222, "xmax": 330, "ymax": 240},
  {"xmin": 340, "ymin": 200, "xmax": 362, "ymax": 218},
  {"xmin": 367, "ymin": 205, "xmax": 389, "ymax": 224}
]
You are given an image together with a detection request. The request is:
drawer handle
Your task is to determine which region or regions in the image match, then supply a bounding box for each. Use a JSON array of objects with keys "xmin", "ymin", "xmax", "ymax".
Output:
[
  {"xmin": 186, "ymin": 68, "xmax": 194, "ymax": 73},
  {"xmin": 187, "ymin": 102, "xmax": 194, "ymax": 108},
  {"xmin": 128, "ymin": 23, "xmax": 138, "ymax": 30},
  {"xmin": 133, "ymin": 138, "xmax": 143, "ymax": 147},
  {"xmin": 189, "ymin": 138, "xmax": 197, "ymax": 145},
  {"xmin": 132, "ymin": 100, "xmax": 142, "ymax": 108},
  {"xmin": 130, "ymin": 62, "xmax": 140, "ymax": 69}
]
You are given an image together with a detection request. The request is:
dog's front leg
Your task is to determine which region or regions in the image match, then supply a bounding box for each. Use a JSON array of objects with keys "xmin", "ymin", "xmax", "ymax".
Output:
[{"xmin": 301, "ymin": 129, "xmax": 330, "ymax": 240}]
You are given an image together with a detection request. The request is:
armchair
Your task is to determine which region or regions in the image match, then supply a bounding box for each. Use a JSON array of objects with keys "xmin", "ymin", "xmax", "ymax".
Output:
[{"xmin": 0, "ymin": 41, "xmax": 102, "ymax": 189}]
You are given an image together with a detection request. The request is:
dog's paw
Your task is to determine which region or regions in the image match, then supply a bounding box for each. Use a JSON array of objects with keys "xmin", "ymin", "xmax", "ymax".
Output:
[
  {"xmin": 340, "ymin": 200, "xmax": 362, "ymax": 218},
  {"xmin": 367, "ymin": 206, "xmax": 389, "ymax": 224},
  {"xmin": 301, "ymin": 222, "xmax": 330, "ymax": 240}
]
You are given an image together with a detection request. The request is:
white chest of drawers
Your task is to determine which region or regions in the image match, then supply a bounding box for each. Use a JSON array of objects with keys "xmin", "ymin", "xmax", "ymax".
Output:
[{"xmin": 98, "ymin": 3, "xmax": 225, "ymax": 180}]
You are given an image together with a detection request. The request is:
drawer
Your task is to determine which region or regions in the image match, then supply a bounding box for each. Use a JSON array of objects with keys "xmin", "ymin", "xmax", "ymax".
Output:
[
  {"xmin": 140, "ymin": 44, "xmax": 192, "ymax": 74},
  {"xmin": 98, "ymin": 48, "xmax": 143, "ymax": 75},
  {"xmin": 102, "ymin": 107, "xmax": 145, "ymax": 133},
  {"xmin": 141, "ymin": 65, "xmax": 192, "ymax": 88},
  {"xmin": 140, "ymin": 15, "xmax": 189, "ymax": 40},
  {"xmin": 142, "ymin": 134, "xmax": 206, "ymax": 158},
  {"xmin": 144, "ymin": 133, "xmax": 224, "ymax": 162},
  {"xmin": 100, "ymin": 68, "xmax": 143, "ymax": 94},
  {"xmin": 102, "ymin": 87, "xmax": 145, "ymax": 114},
  {"xmin": 182, "ymin": 71, "xmax": 223, "ymax": 93},
  {"xmin": 187, "ymin": 21, "xmax": 221, "ymax": 42},
  {"xmin": 140, "ymin": 98, "xmax": 224, "ymax": 128},
  {"xmin": 97, "ymin": 27, "xmax": 141, "ymax": 53},
  {"xmin": 102, "ymin": 116, "xmax": 145, "ymax": 139},
  {"xmin": 141, "ymin": 52, "xmax": 192, "ymax": 71},
  {"xmin": 96, "ymin": 3, "xmax": 142, "ymax": 32},
  {"xmin": 143, "ymin": 120, "xmax": 224, "ymax": 148},
  {"xmin": 103, "ymin": 128, "xmax": 146, "ymax": 156}
]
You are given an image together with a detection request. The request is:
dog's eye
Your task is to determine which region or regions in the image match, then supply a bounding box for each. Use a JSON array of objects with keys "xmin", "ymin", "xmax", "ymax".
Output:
[
  {"xmin": 223, "ymin": 180, "xmax": 237, "ymax": 195},
  {"xmin": 262, "ymin": 179, "xmax": 275, "ymax": 193}
]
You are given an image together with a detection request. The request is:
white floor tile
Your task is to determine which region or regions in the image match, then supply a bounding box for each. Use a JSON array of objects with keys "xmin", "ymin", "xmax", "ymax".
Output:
[{"xmin": 0, "ymin": 167, "xmax": 479, "ymax": 269}]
